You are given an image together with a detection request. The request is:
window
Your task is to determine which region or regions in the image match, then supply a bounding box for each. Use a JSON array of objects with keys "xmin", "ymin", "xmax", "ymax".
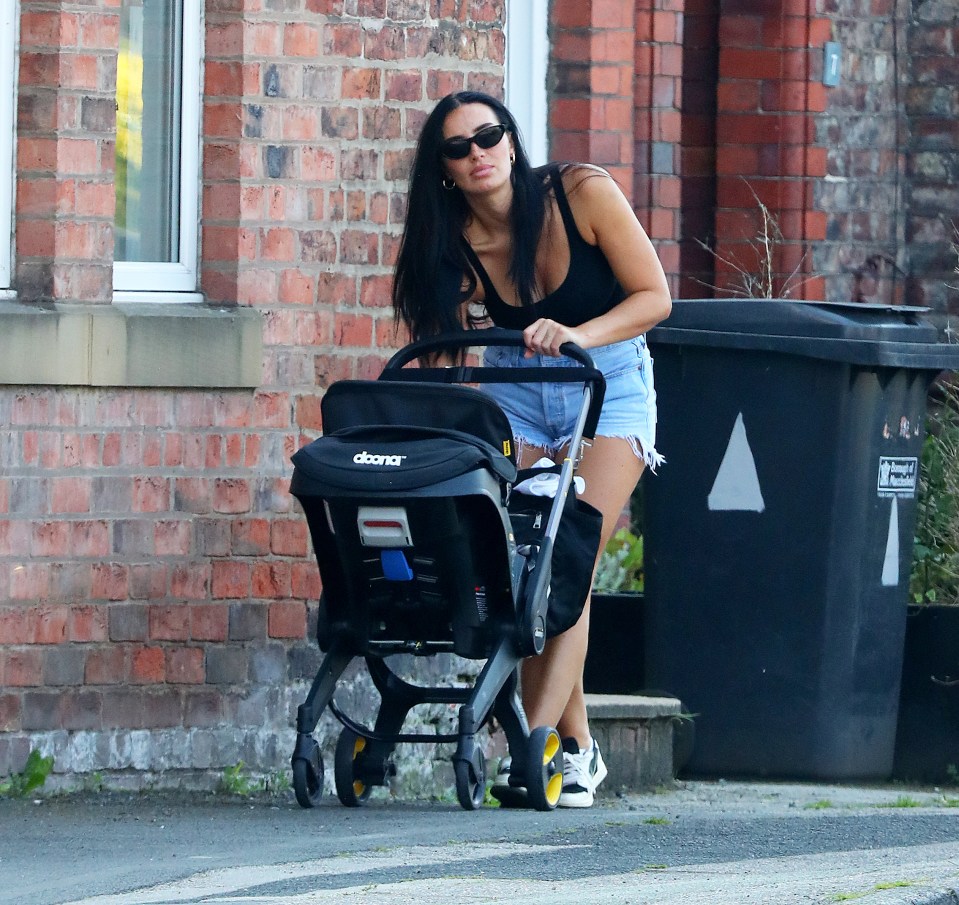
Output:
[
  {"xmin": 114, "ymin": 0, "xmax": 202, "ymax": 301},
  {"xmin": 505, "ymin": 0, "xmax": 549, "ymax": 167},
  {"xmin": 0, "ymin": 2, "xmax": 16, "ymax": 293}
]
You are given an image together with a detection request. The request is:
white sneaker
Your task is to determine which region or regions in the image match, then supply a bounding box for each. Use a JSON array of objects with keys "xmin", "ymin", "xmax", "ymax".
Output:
[{"xmin": 558, "ymin": 737, "xmax": 607, "ymax": 808}]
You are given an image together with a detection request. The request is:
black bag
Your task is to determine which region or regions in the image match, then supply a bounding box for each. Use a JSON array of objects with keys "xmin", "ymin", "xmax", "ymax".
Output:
[{"xmin": 508, "ymin": 488, "xmax": 603, "ymax": 638}]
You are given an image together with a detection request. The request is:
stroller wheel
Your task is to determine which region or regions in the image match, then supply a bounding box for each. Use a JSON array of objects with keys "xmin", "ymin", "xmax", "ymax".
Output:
[
  {"xmin": 291, "ymin": 737, "xmax": 325, "ymax": 809},
  {"xmin": 453, "ymin": 749, "xmax": 486, "ymax": 811},
  {"xmin": 525, "ymin": 726, "xmax": 563, "ymax": 811},
  {"xmin": 334, "ymin": 728, "xmax": 373, "ymax": 807}
]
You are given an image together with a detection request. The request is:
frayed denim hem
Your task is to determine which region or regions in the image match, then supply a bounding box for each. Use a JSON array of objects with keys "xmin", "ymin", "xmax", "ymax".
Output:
[{"xmin": 512, "ymin": 433, "xmax": 665, "ymax": 473}]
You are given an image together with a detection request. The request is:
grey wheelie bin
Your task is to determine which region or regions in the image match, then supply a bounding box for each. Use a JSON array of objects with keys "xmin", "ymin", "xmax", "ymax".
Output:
[{"xmin": 644, "ymin": 299, "xmax": 959, "ymax": 780}]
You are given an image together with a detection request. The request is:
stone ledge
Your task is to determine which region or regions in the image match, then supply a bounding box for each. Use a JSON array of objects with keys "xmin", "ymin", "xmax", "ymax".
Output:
[
  {"xmin": 584, "ymin": 693, "xmax": 681, "ymax": 720},
  {"xmin": 0, "ymin": 301, "xmax": 262, "ymax": 388},
  {"xmin": 586, "ymin": 692, "xmax": 683, "ymax": 794}
]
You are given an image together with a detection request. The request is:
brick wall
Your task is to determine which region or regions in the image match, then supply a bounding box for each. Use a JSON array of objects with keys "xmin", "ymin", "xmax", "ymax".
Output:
[
  {"xmin": 1, "ymin": 0, "xmax": 505, "ymax": 790},
  {"xmin": 903, "ymin": 1, "xmax": 959, "ymax": 315},
  {"xmin": 711, "ymin": 0, "xmax": 829, "ymax": 301},
  {"xmin": 16, "ymin": 2, "xmax": 117, "ymax": 302},
  {"xmin": 815, "ymin": 0, "xmax": 909, "ymax": 306},
  {"xmin": 633, "ymin": 0, "xmax": 685, "ymax": 289},
  {"xmin": 4, "ymin": 0, "xmax": 958, "ymax": 791},
  {"xmin": 550, "ymin": 0, "xmax": 637, "ymax": 196}
]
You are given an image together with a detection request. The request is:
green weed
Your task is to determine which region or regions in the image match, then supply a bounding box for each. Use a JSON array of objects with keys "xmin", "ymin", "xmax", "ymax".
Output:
[
  {"xmin": 877, "ymin": 795, "xmax": 925, "ymax": 809},
  {"xmin": 218, "ymin": 762, "xmax": 261, "ymax": 797},
  {"xmin": 0, "ymin": 749, "xmax": 54, "ymax": 798}
]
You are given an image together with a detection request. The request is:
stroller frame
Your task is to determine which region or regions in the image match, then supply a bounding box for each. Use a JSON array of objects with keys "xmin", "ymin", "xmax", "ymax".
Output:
[{"xmin": 288, "ymin": 329, "xmax": 605, "ymax": 811}]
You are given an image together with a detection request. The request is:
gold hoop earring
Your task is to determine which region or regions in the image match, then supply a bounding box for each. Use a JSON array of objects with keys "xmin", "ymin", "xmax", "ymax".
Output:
[
  {"xmin": 442, "ymin": 177, "xmax": 456, "ymax": 190},
  {"xmin": 510, "ymin": 153, "xmax": 515, "ymax": 165}
]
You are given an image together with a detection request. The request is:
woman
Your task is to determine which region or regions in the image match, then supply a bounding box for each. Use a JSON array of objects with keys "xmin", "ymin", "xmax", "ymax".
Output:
[{"xmin": 392, "ymin": 91, "xmax": 672, "ymax": 808}]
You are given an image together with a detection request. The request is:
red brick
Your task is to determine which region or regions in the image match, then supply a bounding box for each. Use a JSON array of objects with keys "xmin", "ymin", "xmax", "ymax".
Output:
[
  {"xmin": 244, "ymin": 435, "xmax": 262, "ymax": 468},
  {"xmin": 71, "ymin": 520, "xmax": 110, "ymax": 557},
  {"xmin": 279, "ymin": 269, "xmax": 315, "ymax": 305},
  {"xmin": 224, "ymin": 434, "xmax": 243, "ymax": 469},
  {"xmin": 133, "ymin": 477, "xmax": 170, "ymax": 512},
  {"xmin": 232, "ymin": 518, "xmax": 271, "ymax": 556},
  {"xmin": 60, "ymin": 689, "xmax": 102, "ymax": 730},
  {"xmin": 213, "ymin": 479, "xmax": 252, "ymax": 514},
  {"xmin": 0, "ymin": 606, "xmax": 29, "ymax": 644},
  {"xmin": 130, "ymin": 646, "xmax": 166, "ymax": 684},
  {"xmin": 190, "ymin": 604, "xmax": 229, "ymax": 642},
  {"xmin": 31, "ymin": 521, "xmax": 70, "ymax": 557},
  {"xmin": 174, "ymin": 477, "xmax": 213, "ymax": 514},
  {"xmin": 268, "ymin": 600, "xmax": 307, "ymax": 639},
  {"xmin": 212, "ymin": 561, "xmax": 251, "ymax": 599},
  {"xmin": 50, "ymin": 477, "xmax": 91, "ymax": 513},
  {"xmin": 2, "ymin": 649, "xmax": 44, "ymax": 686},
  {"xmin": 149, "ymin": 604, "xmax": 192, "ymax": 642},
  {"xmin": 129, "ymin": 564, "xmax": 169, "ymax": 601},
  {"xmin": 252, "ymin": 562, "xmax": 292, "ymax": 599},
  {"xmin": 30, "ymin": 605, "xmax": 69, "ymax": 644},
  {"xmin": 154, "ymin": 520, "xmax": 192, "ymax": 556},
  {"xmin": 68, "ymin": 605, "xmax": 109, "ymax": 642},
  {"xmin": 165, "ymin": 647, "xmax": 205, "ymax": 684},
  {"xmin": 292, "ymin": 562, "xmax": 322, "ymax": 599},
  {"xmin": 272, "ymin": 519, "xmax": 308, "ymax": 557},
  {"xmin": 91, "ymin": 563, "xmax": 129, "ymax": 601},
  {"xmin": 11, "ymin": 562, "xmax": 51, "ymax": 600},
  {"xmin": 0, "ymin": 694, "xmax": 21, "ymax": 731},
  {"xmin": 84, "ymin": 645, "xmax": 126, "ymax": 684},
  {"xmin": 170, "ymin": 563, "xmax": 211, "ymax": 600},
  {"xmin": 284, "ymin": 23, "xmax": 320, "ymax": 56}
]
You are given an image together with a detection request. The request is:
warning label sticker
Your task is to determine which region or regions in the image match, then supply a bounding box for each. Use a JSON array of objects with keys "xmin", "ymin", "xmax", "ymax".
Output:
[{"xmin": 877, "ymin": 457, "xmax": 919, "ymax": 498}]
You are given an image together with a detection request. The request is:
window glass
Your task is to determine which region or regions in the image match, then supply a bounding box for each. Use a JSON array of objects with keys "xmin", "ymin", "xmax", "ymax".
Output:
[
  {"xmin": 116, "ymin": 0, "xmax": 182, "ymax": 263},
  {"xmin": 505, "ymin": 0, "xmax": 548, "ymax": 167},
  {"xmin": 114, "ymin": 0, "xmax": 200, "ymax": 300}
]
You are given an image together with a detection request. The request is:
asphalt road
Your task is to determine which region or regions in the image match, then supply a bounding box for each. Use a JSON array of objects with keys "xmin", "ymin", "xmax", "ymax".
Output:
[{"xmin": 3, "ymin": 780, "xmax": 959, "ymax": 904}]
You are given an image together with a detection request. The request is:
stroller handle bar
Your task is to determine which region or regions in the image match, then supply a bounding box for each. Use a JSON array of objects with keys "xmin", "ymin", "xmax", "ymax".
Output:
[{"xmin": 382, "ymin": 328, "xmax": 607, "ymax": 440}]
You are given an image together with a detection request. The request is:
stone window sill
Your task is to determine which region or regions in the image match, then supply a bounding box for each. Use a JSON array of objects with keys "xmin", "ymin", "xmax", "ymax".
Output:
[{"xmin": 0, "ymin": 301, "xmax": 262, "ymax": 388}]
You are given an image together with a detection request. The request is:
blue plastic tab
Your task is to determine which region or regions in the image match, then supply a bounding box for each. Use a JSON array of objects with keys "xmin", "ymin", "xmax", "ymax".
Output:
[{"xmin": 380, "ymin": 549, "xmax": 414, "ymax": 582}]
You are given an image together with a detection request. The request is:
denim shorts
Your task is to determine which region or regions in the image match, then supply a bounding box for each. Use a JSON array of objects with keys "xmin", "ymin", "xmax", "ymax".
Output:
[{"xmin": 481, "ymin": 336, "xmax": 663, "ymax": 470}]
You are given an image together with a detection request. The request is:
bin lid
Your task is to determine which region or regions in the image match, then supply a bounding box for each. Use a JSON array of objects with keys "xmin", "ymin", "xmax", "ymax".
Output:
[{"xmin": 648, "ymin": 299, "xmax": 959, "ymax": 369}]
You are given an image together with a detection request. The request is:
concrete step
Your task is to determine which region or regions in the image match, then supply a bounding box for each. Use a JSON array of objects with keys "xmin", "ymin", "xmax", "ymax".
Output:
[{"xmin": 585, "ymin": 693, "xmax": 683, "ymax": 794}]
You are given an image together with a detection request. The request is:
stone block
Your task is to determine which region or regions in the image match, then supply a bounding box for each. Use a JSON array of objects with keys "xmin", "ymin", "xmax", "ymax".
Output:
[{"xmin": 585, "ymin": 693, "xmax": 682, "ymax": 794}]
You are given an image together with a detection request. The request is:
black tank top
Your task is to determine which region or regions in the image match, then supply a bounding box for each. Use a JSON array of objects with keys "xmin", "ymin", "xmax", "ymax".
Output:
[{"xmin": 459, "ymin": 167, "xmax": 627, "ymax": 330}]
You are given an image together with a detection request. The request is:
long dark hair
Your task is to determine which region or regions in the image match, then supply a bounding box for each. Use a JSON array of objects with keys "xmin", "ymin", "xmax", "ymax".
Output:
[{"xmin": 392, "ymin": 91, "xmax": 548, "ymax": 342}]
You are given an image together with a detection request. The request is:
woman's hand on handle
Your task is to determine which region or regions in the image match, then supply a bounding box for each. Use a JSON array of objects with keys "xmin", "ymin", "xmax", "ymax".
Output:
[{"xmin": 522, "ymin": 318, "xmax": 586, "ymax": 358}]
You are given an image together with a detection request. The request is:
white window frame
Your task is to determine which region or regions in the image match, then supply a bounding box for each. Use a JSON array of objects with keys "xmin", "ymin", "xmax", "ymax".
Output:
[
  {"xmin": 113, "ymin": 0, "xmax": 203, "ymax": 303},
  {"xmin": 505, "ymin": 0, "xmax": 549, "ymax": 167},
  {"xmin": 0, "ymin": 2, "xmax": 17, "ymax": 295}
]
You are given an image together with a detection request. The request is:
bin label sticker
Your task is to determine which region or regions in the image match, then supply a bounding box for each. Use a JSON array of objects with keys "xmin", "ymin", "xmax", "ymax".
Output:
[
  {"xmin": 877, "ymin": 456, "xmax": 918, "ymax": 499},
  {"xmin": 708, "ymin": 412, "xmax": 766, "ymax": 513},
  {"xmin": 881, "ymin": 496, "xmax": 900, "ymax": 587}
]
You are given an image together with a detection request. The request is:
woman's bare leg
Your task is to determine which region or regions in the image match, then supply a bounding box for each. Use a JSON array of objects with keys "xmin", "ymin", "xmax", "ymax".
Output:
[{"xmin": 520, "ymin": 436, "xmax": 646, "ymax": 748}]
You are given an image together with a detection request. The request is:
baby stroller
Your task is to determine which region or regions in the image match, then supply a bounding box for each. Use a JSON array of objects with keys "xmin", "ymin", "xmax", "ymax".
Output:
[{"xmin": 288, "ymin": 328, "xmax": 605, "ymax": 811}]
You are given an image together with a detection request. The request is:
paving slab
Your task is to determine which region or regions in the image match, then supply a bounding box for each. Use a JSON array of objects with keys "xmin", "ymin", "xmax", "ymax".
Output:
[{"xmin": 2, "ymin": 779, "xmax": 959, "ymax": 905}]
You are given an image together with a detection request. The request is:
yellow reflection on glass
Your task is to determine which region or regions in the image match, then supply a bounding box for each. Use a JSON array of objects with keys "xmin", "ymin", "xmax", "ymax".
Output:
[{"xmin": 115, "ymin": 1, "xmax": 181, "ymax": 263}]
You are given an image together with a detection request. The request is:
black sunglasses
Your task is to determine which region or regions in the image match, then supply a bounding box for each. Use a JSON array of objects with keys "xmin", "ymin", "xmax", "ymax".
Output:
[{"xmin": 440, "ymin": 123, "xmax": 510, "ymax": 160}]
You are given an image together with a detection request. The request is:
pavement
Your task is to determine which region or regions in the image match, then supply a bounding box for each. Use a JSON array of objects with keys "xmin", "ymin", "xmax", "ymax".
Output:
[{"xmin": 3, "ymin": 778, "xmax": 959, "ymax": 904}]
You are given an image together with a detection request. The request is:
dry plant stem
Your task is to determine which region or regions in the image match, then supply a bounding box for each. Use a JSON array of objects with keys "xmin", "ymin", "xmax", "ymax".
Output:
[{"xmin": 695, "ymin": 180, "xmax": 816, "ymax": 300}]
